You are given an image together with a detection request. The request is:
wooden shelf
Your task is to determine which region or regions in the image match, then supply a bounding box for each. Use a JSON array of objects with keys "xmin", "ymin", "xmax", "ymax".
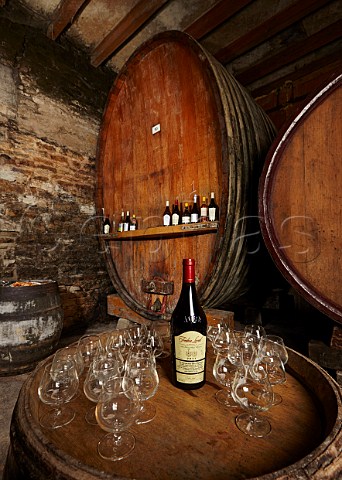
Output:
[{"xmin": 99, "ymin": 222, "xmax": 219, "ymax": 241}]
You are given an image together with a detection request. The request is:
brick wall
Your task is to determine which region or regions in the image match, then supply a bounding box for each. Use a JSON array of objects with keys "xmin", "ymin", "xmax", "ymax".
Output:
[{"xmin": 0, "ymin": 17, "xmax": 116, "ymax": 331}]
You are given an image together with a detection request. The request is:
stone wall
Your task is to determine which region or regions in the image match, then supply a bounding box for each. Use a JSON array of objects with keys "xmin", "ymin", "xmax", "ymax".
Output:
[{"xmin": 0, "ymin": 15, "xmax": 116, "ymax": 331}]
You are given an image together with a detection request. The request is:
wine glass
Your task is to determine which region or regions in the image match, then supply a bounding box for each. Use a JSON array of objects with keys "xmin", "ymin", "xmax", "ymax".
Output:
[
  {"xmin": 151, "ymin": 320, "xmax": 171, "ymax": 358},
  {"xmin": 106, "ymin": 329, "xmax": 131, "ymax": 359},
  {"xmin": 244, "ymin": 324, "xmax": 266, "ymax": 344},
  {"xmin": 105, "ymin": 335, "xmax": 125, "ymax": 374},
  {"xmin": 125, "ymin": 352, "xmax": 159, "ymax": 424},
  {"xmin": 212, "ymin": 328, "xmax": 235, "ymax": 354},
  {"xmin": 52, "ymin": 344, "xmax": 84, "ymax": 377},
  {"xmin": 258, "ymin": 335, "xmax": 288, "ymax": 405},
  {"xmin": 96, "ymin": 376, "xmax": 140, "ymax": 461},
  {"xmin": 145, "ymin": 325, "xmax": 164, "ymax": 360},
  {"xmin": 213, "ymin": 351, "xmax": 238, "ymax": 407},
  {"xmin": 127, "ymin": 324, "xmax": 148, "ymax": 348},
  {"xmin": 259, "ymin": 335, "xmax": 288, "ymax": 364},
  {"xmin": 77, "ymin": 334, "xmax": 103, "ymax": 370},
  {"xmin": 38, "ymin": 360, "xmax": 79, "ymax": 429},
  {"xmin": 83, "ymin": 354, "xmax": 120, "ymax": 424},
  {"xmin": 231, "ymin": 364, "xmax": 274, "ymax": 437},
  {"xmin": 207, "ymin": 321, "xmax": 229, "ymax": 345}
]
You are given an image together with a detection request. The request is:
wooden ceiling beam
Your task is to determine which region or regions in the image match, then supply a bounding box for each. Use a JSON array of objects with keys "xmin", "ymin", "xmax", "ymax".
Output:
[
  {"xmin": 214, "ymin": 0, "xmax": 333, "ymax": 64},
  {"xmin": 185, "ymin": 0, "xmax": 253, "ymax": 40},
  {"xmin": 90, "ymin": 0, "xmax": 169, "ymax": 68},
  {"xmin": 47, "ymin": 0, "xmax": 88, "ymax": 40},
  {"xmin": 251, "ymin": 50, "xmax": 342, "ymax": 100},
  {"xmin": 236, "ymin": 20, "xmax": 342, "ymax": 86}
]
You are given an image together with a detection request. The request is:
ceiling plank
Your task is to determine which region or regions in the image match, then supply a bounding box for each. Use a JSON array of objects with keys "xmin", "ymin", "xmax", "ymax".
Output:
[
  {"xmin": 214, "ymin": 0, "xmax": 333, "ymax": 64},
  {"xmin": 185, "ymin": 0, "xmax": 253, "ymax": 40},
  {"xmin": 47, "ymin": 0, "xmax": 88, "ymax": 40},
  {"xmin": 236, "ymin": 20, "xmax": 342, "ymax": 86},
  {"xmin": 251, "ymin": 50, "xmax": 342, "ymax": 101},
  {"xmin": 90, "ymin": 0, "xmax": 169, "ymax": 68}
]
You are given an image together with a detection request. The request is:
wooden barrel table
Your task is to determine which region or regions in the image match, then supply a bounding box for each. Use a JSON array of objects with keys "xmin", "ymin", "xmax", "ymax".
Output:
[{"xmin": 4, "ymin": 345, "xmax": 342, "ymax": 479}]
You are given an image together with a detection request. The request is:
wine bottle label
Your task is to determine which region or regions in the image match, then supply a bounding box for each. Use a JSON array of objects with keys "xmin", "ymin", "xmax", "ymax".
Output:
[
  {"xmin": 172, "ymin": 213, "xmax": 179, "ymax": 225},
  {"xmin": 163, "ymin": 214, "xmax": 171, "ymax": 226},
  {"xmin": 200, "ymin": 207, "xmax": 208, "ymax": 217},
  {"xmin": 174, "ymin": 331, "xmax": 206, "ymax": 384},
  {"xmin": 182, "ymin": 216, "xmax": 190, "ymax": 224},
  {"xmin": 208, "ymin": 207, "xmax": 216, "ymax": 221},
  {"xmin": 190, "ymin": 213, "xmax": 199, "ymax": 223},
  {"xmin": 103, "ymin": 224, "xmax": 110, "ymax": 234}
]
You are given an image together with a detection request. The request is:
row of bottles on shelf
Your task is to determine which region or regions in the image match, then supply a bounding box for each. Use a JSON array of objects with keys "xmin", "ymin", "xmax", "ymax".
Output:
[
  {"xmin": 163, "ymin": 192, "xmax": 219, "ymax": 226},
  {"xmin": 101, "ymin": 192, "xmax": 219, "ymax": 234},
  {"xmin": 102, "ymin": 209, "xmax": 138, "ymax": 234}
]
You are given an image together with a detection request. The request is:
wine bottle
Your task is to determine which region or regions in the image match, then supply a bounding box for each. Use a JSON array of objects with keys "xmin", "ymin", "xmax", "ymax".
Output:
[
  {"xmin": 200, "ymin": 196, "xmax": 208, "ymax": 222},
  {"xmin": 181, "ymin": 202, "xmax": 191, "ymax": 224},
  {"xmin": 190, "ymin": 194, "xmax": 199, "ymax": 223},
  {"xmin": 208, "ymin": 192, "xmax": 219, "ymax": 221},
  {"xmin": 130, "ymin": 214, "xmax": 138, "ymax": 230},
  {"xmin": 123, "ymin": 211, "xmax": 130, "ymax": 231},
  {"xmin": 163, "ymin": 200, "xmax": 172, "ymax": 226},
  {"xmin": 102, "ymin": 209, "xmax": 111, "ymax": 234},
  {"xmin": 117, "ymin": 210, "xmax": 125, "ymax": 232},
  {"xmin": 171, "ymin": 200, "xmax": 180, "ymax": 226},
  {"xmin": 171, "ymin": 259, "xmax": 207, "ymax": 390}
]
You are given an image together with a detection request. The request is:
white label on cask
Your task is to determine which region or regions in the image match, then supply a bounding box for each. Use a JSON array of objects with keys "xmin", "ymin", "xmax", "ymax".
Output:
[
  {"xmin": 152, "ymin": 123, "xmax": 161, "ymax": 135},
  {"xmin": 174, "ymin": 331, "xmax": 206, "ymax": 384}
]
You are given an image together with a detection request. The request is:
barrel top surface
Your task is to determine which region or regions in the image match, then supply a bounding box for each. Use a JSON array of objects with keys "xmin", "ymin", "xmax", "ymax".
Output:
[
  {"xmin": 259, "ymin": 73, "xmax": 342, "ymax": 323},
  {"xmin": 0, "ymin": 279, "xmax": 59, "ymax": 300},
  {"xmin": 9, "ymin": 341, "xmax": 342, "ymax": 480}
]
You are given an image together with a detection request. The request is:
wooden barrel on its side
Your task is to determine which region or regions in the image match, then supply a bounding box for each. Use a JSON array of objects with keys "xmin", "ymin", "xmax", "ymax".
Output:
[
  {"xmin": 96, "ymin": 30, "xmax": 276, "ymax": 321},
  {"xmin": 4, "ymin": 347, "xmax": 342, "ymax": 479},
  {"xmin": 259, "ymin": 73, "xmax": 342, "ymax": 324},
  {"xmin": 0, "ymin": 280, "xmax": 63, "ymax": 375}
]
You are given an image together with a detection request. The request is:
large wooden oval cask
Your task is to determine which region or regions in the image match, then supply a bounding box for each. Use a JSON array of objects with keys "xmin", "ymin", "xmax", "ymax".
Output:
[
  {"xmin": 96, "ymin": 31, "xmax": 276, "ymax": 321},
  {"xmin": 4, "ymin": 346, "xmax": 342, "ymax": 479},
  {"xmin": 259, "ymin": 73, "xmax": 342, "ymax": 324}
]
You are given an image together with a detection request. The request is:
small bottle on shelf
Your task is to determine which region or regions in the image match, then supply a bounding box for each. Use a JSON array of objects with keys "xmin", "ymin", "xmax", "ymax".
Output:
[
  {"xmin": 171, "ymin": 200, "xmax": 180, "ymax": 226},
  {"xmin": 163, "ymin": 201, "xmax": 172, "ymax": 226},
  {"xmin": 117, "ymin": 211, "xmax": 125, "ymax": 232},
  {"xmin": 190, "ymin": 194, "xmax": 199, "ymax": 223},
  {"xmin": 102, "ymin": 209, "xmax": 111, "ymax": 234},
  {"xmin": 123, "ymin": 211, "xmax": 130, "ymax": 231},
  {"xmin": 171, "ymin": 258, "xmax": 207, "ymax": 390},
  {"xmin": 130, "ymin": 214, "xmax": 138, "ymax": 230},
  {"xmin": 181, "ymin": 202, "xmax": 191, "ymax": 224},
  {"xmin": 112, "ymin": 214, "xmax": 116, "ymax": 233},
  {"xmin": 200, "ymin": 196, "xmax": 208, "ymax": 222},
  {"xmin": 208, "ymin": 192, "xmax": 219, "ymax": 221}
]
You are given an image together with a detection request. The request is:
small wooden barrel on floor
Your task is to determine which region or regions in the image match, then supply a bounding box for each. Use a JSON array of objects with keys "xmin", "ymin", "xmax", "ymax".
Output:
[
  {"xmin": 4, "ymin": 347, "xmax": 342, "ymax": 479},
  {"xmin": 0, "ymin": 280, "xmax": 63, "ymax": 375}
]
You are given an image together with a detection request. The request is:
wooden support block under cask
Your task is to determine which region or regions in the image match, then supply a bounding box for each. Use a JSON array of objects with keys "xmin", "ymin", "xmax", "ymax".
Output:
[{"xmin": 107, "ymin": 293, "xmax": 234, "ymax": 329}]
